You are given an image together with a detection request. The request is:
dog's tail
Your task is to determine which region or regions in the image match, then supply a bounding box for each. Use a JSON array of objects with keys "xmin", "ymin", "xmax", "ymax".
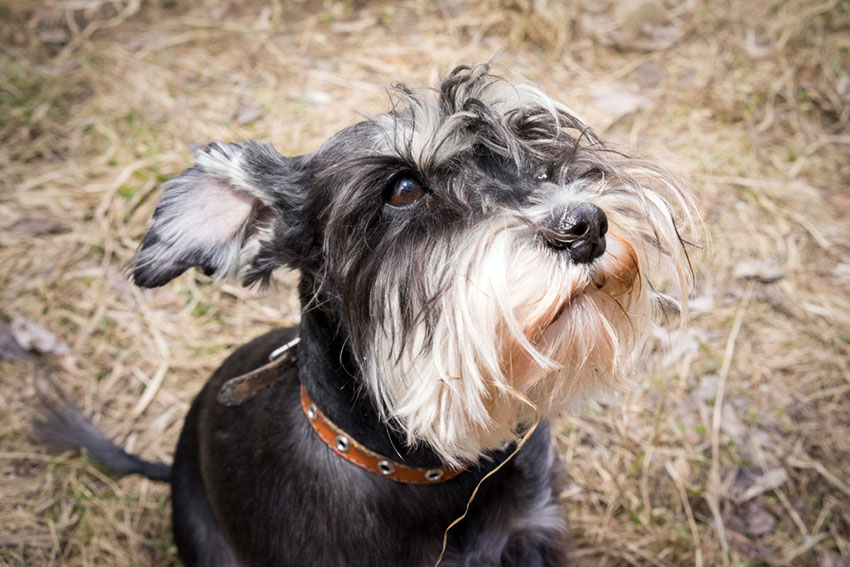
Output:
[{"xmin": 33, "ymin": 374, "xmax": 171, "ymax": 482}]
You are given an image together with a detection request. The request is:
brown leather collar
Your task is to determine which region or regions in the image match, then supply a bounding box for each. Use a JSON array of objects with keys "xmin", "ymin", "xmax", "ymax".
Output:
[
  {"xmin": 299, "ymin": 385, "xmax": 465, "ymax": 484},
  {"xmin": 217, "ymin": 337, "xmax": 465, "ymax": 484},
  {"xmin": 217, "ymin": 338, "xmax": 301, "ymax": 406}
]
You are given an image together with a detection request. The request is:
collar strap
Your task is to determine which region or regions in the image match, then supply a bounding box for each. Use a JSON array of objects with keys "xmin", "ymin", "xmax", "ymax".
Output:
[
  {"xmin": 217, "ymin": 337, "xmax": 300, "ymax": 406},
  {"xmin": 299, "ymin": 385, "xmax": 466, "ymax": 484},
  {"xmin": 216, "ymin": 337, "xmax": 466, "ymax": 484}
]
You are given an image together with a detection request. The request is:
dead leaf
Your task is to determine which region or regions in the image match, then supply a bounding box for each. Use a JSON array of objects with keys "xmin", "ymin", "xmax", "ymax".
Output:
[
  {"xmin": 833, "ymin": 263, "xmax": 850, "ymax": 279},
  {"xmin": 601, "ymin": 25, "xmax": 683, "ymax": 52},
  {"xmin": 671, "ymin": 455, "xmax": 691, "ymax": 485},
  {"xmin": 743, "ymin": 30, "xmax": 772, "ymax": 59},
  {"xmin": 837, "ymin": 75, "xmax": 849, "ymax": 96},
  {"xmin": 693, "ymin": 374, "xmax": 718, "ymax": 403},
  {"xmin": 12, "ymin": 458, "xmax": 40, "ymax": 478},
  {"xmin": 0, "ymin": 533, "xmax": 54, "ymax": 548},
  {"xmin": 688, "ymin": 294, "xmax": 716, "ymax": 312},
  {"xmin": 820, "ymin": 550, "xmax": 850, "ymax": 567},
  {"xmin": 738, "ymin": 468, "xmax": 789, "ymax": 503},
  {"xmin": 617, "ymin": 0, "xmax": 666, "ymax": 29},
  {"xmin": 0, "ymin": 322, "xmax": 38, "ymax": 363},
  {"xmin": 36, "ymin": 29, "xmax": 70, "ymax": 45},
  {"xmin": 633, "ymin": 60, "xmax": 662, "ymax": 89},
  {"xmin": 733, "ymin": 259, "xmax": 786, "ymax": 283},
  {"xmin": 590, "ymin": 82, "xmax": 648, "ymax": 117},
  {"xmin": 10, "ymin": 317, "xmax": 71, "ymax": 356},
  {"xmin": 719, "ymin": 403, "xmax": 747, "ymax": 446},
  {"xmin": 678, "ymin": 69, "xmax": 698, "ymax": 89},
  {"xmin": 655, "ymin": 328, "xmax": 700, "ymax": 367},
  {"xmin": 10, "ymin": 218, "xmax": 70, "ymax": 236},
  {"xmin": 302, "ymin": 89, "xmax": 333, "ymax": 105},
  {"xmin": 234, "ymin": 104, "xmax": 264, "ymax": 126},
  {"xmin": 745, "ymin": 501, "xmax": 776, "ymax": 536},
  {"xmin": 109, "ymin": 274, "xmax": 137, "ymax": 306},
  {"xmin": 723, "ymin": 513, "xmax": 759, "ymax": 557}
]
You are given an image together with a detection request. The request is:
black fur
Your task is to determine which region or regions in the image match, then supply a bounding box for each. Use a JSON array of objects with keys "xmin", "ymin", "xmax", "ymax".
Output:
[{"xmin": 33, "ymin": 386, "xmax": 171, "ymax": 481}]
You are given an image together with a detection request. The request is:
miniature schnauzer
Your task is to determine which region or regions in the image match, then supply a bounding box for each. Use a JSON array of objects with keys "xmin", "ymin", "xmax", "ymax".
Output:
[{"xmin": 37, "ymin": 65, "xmax": 695, "ymax": 567}]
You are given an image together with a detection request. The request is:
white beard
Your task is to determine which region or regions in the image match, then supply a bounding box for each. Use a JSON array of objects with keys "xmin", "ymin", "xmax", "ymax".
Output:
[{"xmin": 359, "ymin": 177, "xmax": 690, "ymax": 466}]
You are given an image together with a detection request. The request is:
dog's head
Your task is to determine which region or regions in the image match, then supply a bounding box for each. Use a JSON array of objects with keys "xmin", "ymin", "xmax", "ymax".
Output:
[{"xmin": 130, "ymin": 65, "xmax": 697, "ymax": 465}]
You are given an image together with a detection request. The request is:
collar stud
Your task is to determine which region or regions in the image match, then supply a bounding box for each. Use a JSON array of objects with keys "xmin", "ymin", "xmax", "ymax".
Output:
[
  {"xmin": 425, "ymin": 469, "xmax": 444, "ymax": 481},
  {"xmin": 335, "ymin": 435, "xmax": 350, "ymax": 453}
]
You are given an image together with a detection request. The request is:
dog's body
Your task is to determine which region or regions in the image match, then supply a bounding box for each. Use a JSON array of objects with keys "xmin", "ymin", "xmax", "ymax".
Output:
[
  {"xmin": 172, "ymin": 326, "xmax": 565, "ymax": 567},
  {"xmin": 37, "ymin": 65, "xmax": 695, "ymax": 567}
]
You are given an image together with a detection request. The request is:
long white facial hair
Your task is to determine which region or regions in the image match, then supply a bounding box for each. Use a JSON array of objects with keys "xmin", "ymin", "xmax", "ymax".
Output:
[{"xmin": 360, "ymin": 172, "xmax": 695, "ymax": 467}]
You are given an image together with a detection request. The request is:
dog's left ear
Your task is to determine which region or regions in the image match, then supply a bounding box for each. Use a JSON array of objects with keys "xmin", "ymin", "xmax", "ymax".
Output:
[{"xmin": 128, "ymin": 141, "xmax": 307, "ymax": 288}]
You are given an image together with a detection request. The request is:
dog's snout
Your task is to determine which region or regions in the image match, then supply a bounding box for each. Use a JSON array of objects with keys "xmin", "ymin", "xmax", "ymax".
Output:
[{"xmin": 543, "ymin": 202, "xmax": 608, "ymax": 264}]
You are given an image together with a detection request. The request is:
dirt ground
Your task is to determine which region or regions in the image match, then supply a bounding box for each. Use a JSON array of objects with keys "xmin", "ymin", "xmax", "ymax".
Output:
[{"xmin": 1, "ymin": 1, "xmax": 849, "ymax": 566}]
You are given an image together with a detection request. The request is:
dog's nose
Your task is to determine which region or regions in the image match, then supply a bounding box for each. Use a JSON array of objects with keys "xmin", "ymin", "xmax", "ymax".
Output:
[{"xmin": 543, "ymin": 202, "xmax": 608, "ymax": 264}]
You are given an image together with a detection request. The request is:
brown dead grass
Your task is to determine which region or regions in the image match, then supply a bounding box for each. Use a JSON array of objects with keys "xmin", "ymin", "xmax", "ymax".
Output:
[{"xmin": 1, "ymin": 0, "xmax": 849, "ymax": 565}]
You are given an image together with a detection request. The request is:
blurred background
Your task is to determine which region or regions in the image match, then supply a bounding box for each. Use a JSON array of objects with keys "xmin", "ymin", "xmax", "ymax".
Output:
[{"xmin": 1, "ymin": 1, "xmax": 848, "ymax": 565}]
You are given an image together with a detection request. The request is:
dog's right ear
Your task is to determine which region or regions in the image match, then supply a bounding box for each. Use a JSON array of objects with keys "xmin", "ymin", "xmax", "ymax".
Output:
[{"xmin": 128, "ymin": 141, "xmax": 307, "ymax": 288}]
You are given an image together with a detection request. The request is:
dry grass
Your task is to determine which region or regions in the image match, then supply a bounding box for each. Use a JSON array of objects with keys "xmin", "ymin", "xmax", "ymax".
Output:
[{"xmin": 2, "ymin": 0, "xmax": 849, "ymax": 565}]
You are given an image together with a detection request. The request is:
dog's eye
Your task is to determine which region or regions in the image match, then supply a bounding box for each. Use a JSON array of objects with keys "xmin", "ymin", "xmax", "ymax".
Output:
[
  {"xmin": 387, "ymin": 177, "xmax": 425, "ymax": 207},
  {"xmin": 534, "ymin": 167, "xmax": 551, "ymax": 183}
]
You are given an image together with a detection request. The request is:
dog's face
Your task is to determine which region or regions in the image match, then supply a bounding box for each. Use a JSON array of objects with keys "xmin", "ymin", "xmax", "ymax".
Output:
[{"xmin": 130, "ymin": 66, "xmax": 695, "ymax": 465}]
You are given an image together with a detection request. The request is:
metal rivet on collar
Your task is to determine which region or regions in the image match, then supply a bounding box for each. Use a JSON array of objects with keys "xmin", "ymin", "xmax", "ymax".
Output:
[
  {"xmin": 268, "ymin": 337, "xmax": 300, "ymax": 362},
  {"xmin": 377, "ymin": 460, "xmax": 395, "ymax": 475},
  {"xmin": 335, "ymin": 435, "xmax": 350, "ymax": 453},
  {"xmin": 425, "ymin": 468, "xmax": 444, "ymax": 482},
  {"xmin": 307, "ymin": 403, "xmax": 318, "ymax": 421}
]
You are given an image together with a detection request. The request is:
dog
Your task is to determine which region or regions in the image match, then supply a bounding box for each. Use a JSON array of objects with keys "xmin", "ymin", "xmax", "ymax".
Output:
[{"xmin": 36, "ymin": 64, "xmax": 696, "ymax": 567}]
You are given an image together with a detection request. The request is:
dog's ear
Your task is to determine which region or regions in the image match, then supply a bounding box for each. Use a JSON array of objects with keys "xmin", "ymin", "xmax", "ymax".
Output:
[{"xmin": 128, "ymin": 141, "xmax": 307, "ymax": 288}]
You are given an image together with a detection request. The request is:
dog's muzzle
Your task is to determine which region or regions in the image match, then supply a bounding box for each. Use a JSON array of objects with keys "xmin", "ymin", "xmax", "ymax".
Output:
[{"xmin": 542, "ymin": 202, "xmax": 608, "ymax": 264}]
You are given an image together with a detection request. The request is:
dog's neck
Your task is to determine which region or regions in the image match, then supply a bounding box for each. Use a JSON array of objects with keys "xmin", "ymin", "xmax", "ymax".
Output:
[{"xmin": 296, "ymin": 304, "xmax": 446, "ymax": 469}]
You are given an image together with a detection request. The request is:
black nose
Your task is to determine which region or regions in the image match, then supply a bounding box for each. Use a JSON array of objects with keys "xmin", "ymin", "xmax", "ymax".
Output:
[{"xmin": 543, "ymin": 202, "xmax": 608, "ymax": 264}]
